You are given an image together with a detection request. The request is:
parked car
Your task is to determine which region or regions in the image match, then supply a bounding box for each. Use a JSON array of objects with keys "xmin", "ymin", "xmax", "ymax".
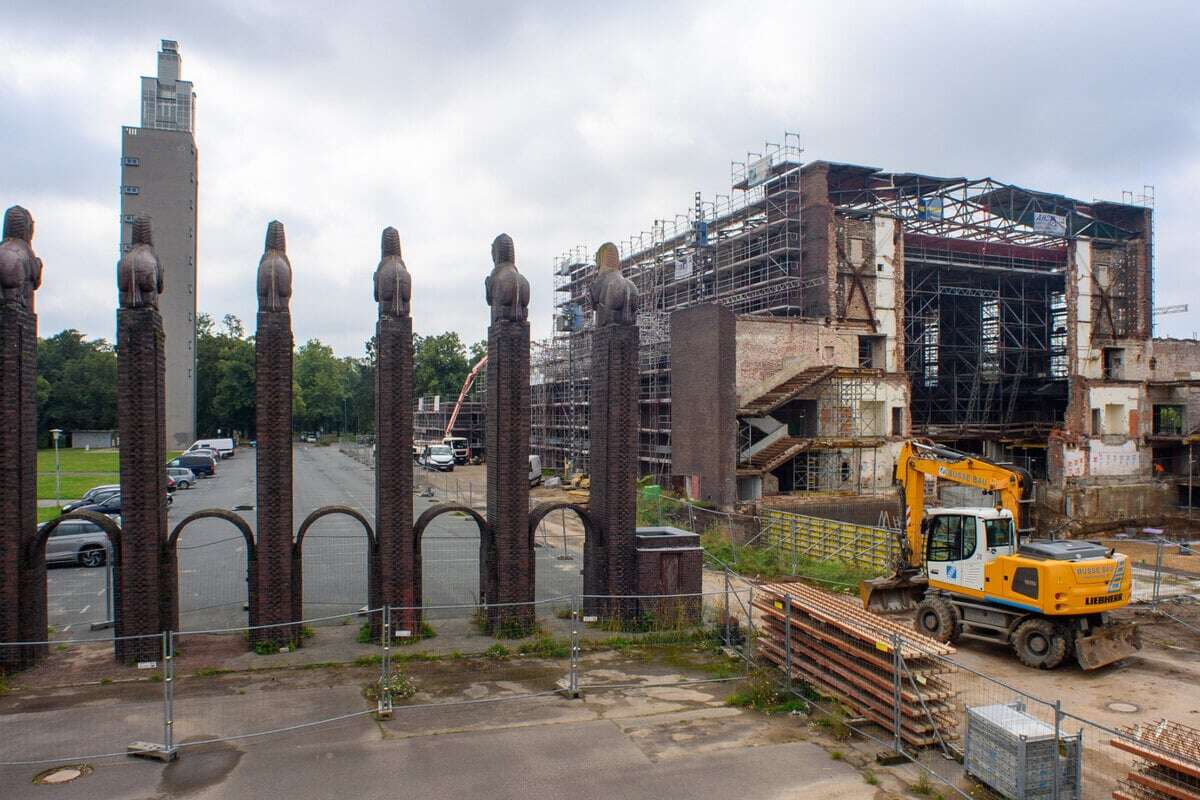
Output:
[
  {"xmin": 62, "ymin": 485, "xmax": 119, "ymax": 513},
  {"xmin": 167, "ymin": 453, "xmax": 217, "ymax": 477},
  {"xmin": 187, "ymin": 447, "xmax": 220, "ymax": 460},
  {"xmin": 75, "ymin": 492, "xmax": 124, "ymax": 517},
  {"xmin": 187, "ymin": 438, "xmax": 235, "ymax": 459},
  {"xmin": 419, "ymin": 444, "xmax": 455, "ymax": 471},
  {"xmin": 529, "ymin": 454, "xmax": 543, "ymax": 487},
  {"xmin": 166, "ymin": 466, "xmax": 196, "ymax": 489},
  {"xmin": 166, "ymin": 475, "xmax": 176, "ymax": 493},
  {"xmin": 41, "ymin": 518, "xmax": 111, "ymax": 568}
]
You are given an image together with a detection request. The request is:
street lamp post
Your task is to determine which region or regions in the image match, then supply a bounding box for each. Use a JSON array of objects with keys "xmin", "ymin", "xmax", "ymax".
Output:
[{"xmin": 50, "ymin": 428, "xmax": 63, "ymax": 508}]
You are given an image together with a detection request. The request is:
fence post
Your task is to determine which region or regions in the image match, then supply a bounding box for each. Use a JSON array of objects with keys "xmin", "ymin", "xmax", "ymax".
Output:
[
  {"xmin": 783, "ymin": 594, "xmax": 793, "ymax": 692},
  {"xmin": 568, "ymin": 596, "xmax": 581, "ymax": 698},
  {"xmin": 723, "ymin": 569, "xmax": 732, "ymax": 647},
  {"xmin": 163, "ymin": 631, "xmax": 175, "ymax": 757},
  {"xmin": 1153, "ymin": 540, "xmax": 1165, "ymax": 609},
  {"xmin": 378, "ymin": 604, "xmax": 393, "ymax": 718},
  {"xmin": 1052, "ymin": 699, "xmax": 1063, "ymax": 800},
  {"xmin": 891, "ymin": 633, "xmax": 903, "ymax": 755},
  {"xmin": 790, "ymin": 516, "xmax": 798, "ymax": 575},
  {"xmin": 747, "ymin": 583, "xmax": 754, "ymax": 662},
  {"xmin": 688, "ymin": 502, "xmax": 696, "ymax": 534},
  {"xmin": 727, "ymin": 513, "xmax": 737, "ymax": 560}
]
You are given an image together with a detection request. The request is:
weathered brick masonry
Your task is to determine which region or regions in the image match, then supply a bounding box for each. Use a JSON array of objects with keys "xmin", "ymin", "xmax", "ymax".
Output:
[
  {"xmin": 589, "ymin": 322, "xmax": 640, "ymax": 615},
  {"xmin": 484, "ymin": 234, "xmax": 533, "ymax": 634},
  {"xmin": 485, "ymin": 317, "xmax": 533, "ymax": 632},
  {"xmin": 374, "ymin": 227, "xmax": 416, "ymax": 632},
  {"xmin": 1, "ymin": 302, "xmax": 40, "ymax": 665},
  {"xmin": 116, "ymin": 307, "xmax": 169, "ymax": 662},
  {"xmin": 254, "ymin": 222, "xmax": 296, "ymax": 645}
]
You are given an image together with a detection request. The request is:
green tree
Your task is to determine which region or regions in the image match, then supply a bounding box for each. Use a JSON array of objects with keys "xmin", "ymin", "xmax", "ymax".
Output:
[
  {"xmin": 37, "ymin": 330, "xmax": 117, "ymax": 445},
  {"xmin": 196, "ymin": 313, "xmax": 256, "ymax": 438},
  {"xmin": 294, "ymin": 339, "xmax": 347, "ymax": 433},
  {"xmin": 412, "ymin": 332, "xmax": 470, "ymax": 399}
]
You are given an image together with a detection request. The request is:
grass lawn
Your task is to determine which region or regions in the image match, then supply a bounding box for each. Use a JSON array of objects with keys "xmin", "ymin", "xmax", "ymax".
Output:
[
  {"xmin": 38, "ymin": 506, "xmax": 63, "ymax": 523},
  {"xmin": 35, "ymin": 448, "xmax": 184, "ymax": 500},
  {"xmin": 37, "ymin": 473, "xmax": 116, "ymax": 501},
  {"xmin": 37, "ymin": 449, "xmax": 120, "ymax": 473}
]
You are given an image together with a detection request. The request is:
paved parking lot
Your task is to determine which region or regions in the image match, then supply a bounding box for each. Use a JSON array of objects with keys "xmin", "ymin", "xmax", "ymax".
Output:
[{"xmin": 46, "ymin": 445, "xmax": 584, "ymax": 637}]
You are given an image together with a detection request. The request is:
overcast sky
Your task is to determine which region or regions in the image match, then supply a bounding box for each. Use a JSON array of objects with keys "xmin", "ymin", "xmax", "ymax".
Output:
[{"xmin": 4, "ymin": 1, "xmax": 1199, "ymax": 355}]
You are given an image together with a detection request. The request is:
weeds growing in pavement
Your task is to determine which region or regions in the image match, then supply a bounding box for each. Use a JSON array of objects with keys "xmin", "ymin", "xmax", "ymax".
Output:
[
  {"xmin": 725, "ymin": 670, "xmax": 807, "ymax": 715},
  {"xmin": 484, "ymin": 643, "xmax": 510, "ymax": 660},
  {"xmin": 394, "ymin": 621, "xmax": 436, "ymax": 646}
]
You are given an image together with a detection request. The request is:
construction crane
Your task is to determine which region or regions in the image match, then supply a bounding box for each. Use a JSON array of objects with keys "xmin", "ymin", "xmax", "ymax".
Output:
[
  {"xmin": 440, "ymin": 355, "xmax": 487, "ymax": 463},
  {"xmin": 860, "ymin": 440, "xmax": 1141, "ymax": 670},
  {"xmin": 1154, "ymin": 304, "xmax": 1188, "ymax": 315}
]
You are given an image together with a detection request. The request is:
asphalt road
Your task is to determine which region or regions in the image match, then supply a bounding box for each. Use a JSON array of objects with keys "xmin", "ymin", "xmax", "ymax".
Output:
[{"xmin": 46, "ymin": 445, "xmax": 584, "ymax": 637}]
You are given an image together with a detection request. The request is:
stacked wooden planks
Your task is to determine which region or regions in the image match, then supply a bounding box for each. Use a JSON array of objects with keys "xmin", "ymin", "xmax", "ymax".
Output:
[
  {"xmin": 754, "ymin": 581, "xmax": 959, "ymax": 749},
  {"xmin": 1112, "ymin": 720, "xmax": 1200, "ymax": 800}
]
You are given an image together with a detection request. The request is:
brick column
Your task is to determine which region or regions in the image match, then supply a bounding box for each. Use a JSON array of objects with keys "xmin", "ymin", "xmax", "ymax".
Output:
[
  {"xmin": 484, "ymin": 234, "xmax": 533, "ymax": 636},
  {"xmin": 486, "ymin": 318, "xmax": 533, "ymax": 634},
  {"xmin": 1, "ymin": 302, "xmax": 40, "ymax": 665},
  {"xmin": 1, "ymin": 207, "xmax": 44, "ymax": 667},
  {"xmin": 254, "ymin": 221, "xmax": 296, "ymax": 646},
  {"xmin": 587, "ymin": 242, "xmax": 642, "ymax": 623},
  {"xmin": 116, "ymin": 306, "xmax": 168, "ymax": 663},
  {"xmin": 374, "ymin": 227, "xmax": 415, "ymax": 633},
  {"xmin": 590, "ymin": 322, "xmax": 640, "ymax": 617}
]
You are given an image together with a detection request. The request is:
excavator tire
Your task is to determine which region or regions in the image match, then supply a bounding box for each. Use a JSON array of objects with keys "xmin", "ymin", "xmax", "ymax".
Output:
[
  {"xmin": 1011, "ymin": 618, "xmax": 1068, "ymax": 669},
  {"xmin": 914, "ymin": 597, "xmax": 959, "ymax": 643}
]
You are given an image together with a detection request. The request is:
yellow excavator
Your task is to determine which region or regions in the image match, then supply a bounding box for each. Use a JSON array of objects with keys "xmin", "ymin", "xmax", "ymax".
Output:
[{"xmin": 861, "ymin": 440, "xmax": 1141, "ymax": 670}]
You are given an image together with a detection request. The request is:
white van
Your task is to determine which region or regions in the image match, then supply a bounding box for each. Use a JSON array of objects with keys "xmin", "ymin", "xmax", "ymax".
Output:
[
  {"xmin": 529, "ymin": 454, "xmax": 543, "ymax": 487},
  {"xmin": 188, "ymin": 438, "xmax": 235, "ymax": 459}
]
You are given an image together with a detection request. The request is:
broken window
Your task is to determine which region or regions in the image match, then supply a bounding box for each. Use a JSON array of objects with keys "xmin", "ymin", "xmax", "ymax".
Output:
[
  {"xmin": 1102, "ymin": 348, "xmax": 1124, "ymax": 380},
  {"xmin": 1154, "ymin": 404, "xmax": 1185, "ymax": 436}
]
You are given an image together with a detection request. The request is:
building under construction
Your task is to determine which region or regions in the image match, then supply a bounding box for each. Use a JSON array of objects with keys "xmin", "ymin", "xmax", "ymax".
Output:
[{"xmin": 531, "ymin": 134, "xmax": 1200, "ymax": 521}]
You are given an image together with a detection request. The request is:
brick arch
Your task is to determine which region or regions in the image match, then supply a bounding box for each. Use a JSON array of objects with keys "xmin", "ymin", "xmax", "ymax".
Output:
[
  {"xmin": 527, "ymin": 501, "xmax": 604, "ymax": 606},
  {"xmin": 24, "ymin": 511, "xmax": 125, "ymax": 658},
  {"xmin": 292, "ymin": 505, "xmax": 380, "ymax": 626},
  {"xmin": 165, "ymin": 508, "xmax": 258, "ymax": 631},
  {"xmin": 413, "ymin": 503, "xmax": 494, "ymax": 612}
]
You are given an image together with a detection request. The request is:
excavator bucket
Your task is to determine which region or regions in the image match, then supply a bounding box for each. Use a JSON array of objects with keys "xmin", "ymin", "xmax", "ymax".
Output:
[
  {"xmin": 860, "ymin": 574, "xmax": 927, "ymax": 613},
  {"xmin": 1075, "ymin": 622, "xmax": 1141, "ymax": 671}
]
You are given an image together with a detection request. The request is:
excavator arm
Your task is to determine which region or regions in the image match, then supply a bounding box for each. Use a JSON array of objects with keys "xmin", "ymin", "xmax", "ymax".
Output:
[
  {"xmin": 864, "ymin": 440, "xmax": 1032, "ymax": 611},
  {"xmin": 894, "ymin": 440, "xmax": 1032, "ymax": 571}
]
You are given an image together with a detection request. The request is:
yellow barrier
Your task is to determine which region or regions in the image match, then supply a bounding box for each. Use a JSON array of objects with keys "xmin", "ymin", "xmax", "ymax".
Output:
[{"xmin": 760, "ymin": 508, "xmax": 899, "ymax": 571}]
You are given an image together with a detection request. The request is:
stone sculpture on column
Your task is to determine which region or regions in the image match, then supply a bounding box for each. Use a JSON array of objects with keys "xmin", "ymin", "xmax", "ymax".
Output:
[
  {"xmin": 255, "ymin": 221, "xmax": 296, "ymax": 646},
  {"xmin": 374, "ymin": 227, "xmax": 416, "ymax": 633},
  {"xmin": 115, "ymin": 216, "xmax": 169, "ymax": 662},
  {"xmin": 1, "ymin": 206, "xmax": 44, "ymax": 666},
  {"xmin": 587, "ymin": 243, "xmax": 641, "ymax": 621},
  {"xmin": 484, "ymin": 234, "xmax": 533, "ymax": 635}
]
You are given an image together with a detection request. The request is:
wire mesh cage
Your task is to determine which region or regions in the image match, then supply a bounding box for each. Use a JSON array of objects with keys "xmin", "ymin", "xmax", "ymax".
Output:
[{"xmin": 965, "ymin": 701, "xmax": 1081, "ymax": 800}]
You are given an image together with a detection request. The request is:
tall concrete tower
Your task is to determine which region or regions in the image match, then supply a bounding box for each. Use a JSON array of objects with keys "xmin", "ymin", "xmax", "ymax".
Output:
[{"xmin": 120, "ymin": 39, "xmax": 198, "ymax": 449}]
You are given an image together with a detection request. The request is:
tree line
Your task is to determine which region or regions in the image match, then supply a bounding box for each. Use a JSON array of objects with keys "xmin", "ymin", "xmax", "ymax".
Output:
[{"xmin": 35, "ymin": 314, "xmax": 486, "ymax": 443}]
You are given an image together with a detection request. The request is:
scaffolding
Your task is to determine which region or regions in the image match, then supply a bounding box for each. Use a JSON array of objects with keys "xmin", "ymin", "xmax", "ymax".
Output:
[
  {"xmin": 413, "ymin": 380, "xmax": 487, "ymax": 457},
  {"xmin": 532, "ymin": 133, "xmax": 807, "ymax": 479}
]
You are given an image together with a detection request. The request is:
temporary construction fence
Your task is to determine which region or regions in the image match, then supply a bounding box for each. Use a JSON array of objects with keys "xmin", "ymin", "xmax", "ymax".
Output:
[
  {"xmin": 759, "ymin": 507, "xmax": 901, "ymax": 573},
  {"xmin": 0, "ymin": 587, "xmax": 754, "ymax": 767},
  {"xmin": 755, "ymin": 581, "xmax": 958, "ymax": 750}
]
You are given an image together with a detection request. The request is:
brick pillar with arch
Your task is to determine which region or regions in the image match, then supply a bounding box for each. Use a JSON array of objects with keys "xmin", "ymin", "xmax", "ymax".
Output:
[
  {"xmin": 587, "ymin": 242, "xmax": 640, "ymax": 621},
  {"xmin": 484, "ymin": 234, "xmax": 533, "ymax": 635},
  {"xmin": 0, "ymin": 205, "xmax": 43, "ymax": 667},
  {"xmin": 115, "ymin": 216, "xmax": 169, "ymax": 663},
  {"xmin": 373, "ymin": 227, "xmax": 416, "ymax": 634},
  {"xmin": 254, "ymin": 221, "xmax": 297, "ymax": 647}
]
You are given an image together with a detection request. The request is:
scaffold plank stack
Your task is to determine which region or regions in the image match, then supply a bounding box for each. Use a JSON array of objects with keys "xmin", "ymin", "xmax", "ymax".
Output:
[
  {"xmin": 754, "ymin": 581, "xmax": 958, "ymax": 748},
  {"xmin": 1111, "ymin": 720, "xmax": 1200, "ymax": 800}
]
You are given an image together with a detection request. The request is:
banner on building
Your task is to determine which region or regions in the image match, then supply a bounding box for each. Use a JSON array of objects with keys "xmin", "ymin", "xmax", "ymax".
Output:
[
  {"xmin": 1033, "ymin": 211, "xmax": 1068, "ymax": 236},
  {"xmin": 917, "ymin": 196, "xmax": 944, "ymax": 220},
  {"xmin": 745, "ymin": 155, "xmax": 772, "ymax": 188},
  {"xmin": 674, "ymin": 254, "xmax": 693, "ymax": 280}
]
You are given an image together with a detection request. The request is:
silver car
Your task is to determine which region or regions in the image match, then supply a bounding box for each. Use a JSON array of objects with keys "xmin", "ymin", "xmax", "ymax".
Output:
[
  {"xmin": 166, "ymin": 466, "xmax": 197, "ymax": 489},
  {"xmin": 43, "ymin": 518, "xmax": 111, "ymax": 568}
]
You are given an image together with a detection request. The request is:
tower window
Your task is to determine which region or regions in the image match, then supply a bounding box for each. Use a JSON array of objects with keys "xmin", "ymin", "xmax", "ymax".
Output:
[
  {"xmin": 122, "ymin": 156, "xmax": 140, "ymax": 166},
  {"xmin": 122, "ymin": 185, "xmax": 140, "ymax": 195}
]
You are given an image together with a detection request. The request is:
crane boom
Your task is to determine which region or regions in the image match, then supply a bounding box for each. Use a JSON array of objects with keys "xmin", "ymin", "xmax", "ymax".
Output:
[{"xmin": 444, "ymin": 356, "xmax": 487, "ymax": 440}]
